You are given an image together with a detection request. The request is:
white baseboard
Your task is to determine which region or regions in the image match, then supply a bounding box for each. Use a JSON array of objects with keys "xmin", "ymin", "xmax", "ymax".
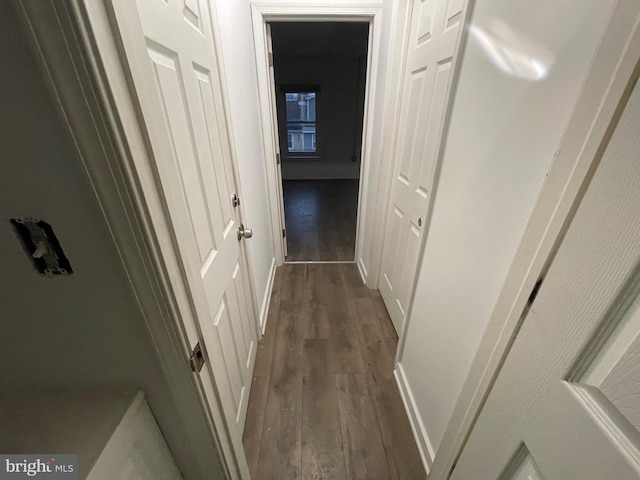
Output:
[
  {"xmin": 259, "ymin": 258, "xmax": 277, "ymax": 336},
  {"xmin": 357, "ymin": 257, "xmax": 368, "ymax": 284},
  {"xmin": 394, "ymin": 362, "xmax": 435, "ymax": 473}
]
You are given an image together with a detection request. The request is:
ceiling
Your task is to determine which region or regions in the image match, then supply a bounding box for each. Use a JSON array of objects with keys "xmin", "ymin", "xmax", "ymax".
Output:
[{"xmin": 270, "ymin": 22, "xmax": 369, "ymax": 57}]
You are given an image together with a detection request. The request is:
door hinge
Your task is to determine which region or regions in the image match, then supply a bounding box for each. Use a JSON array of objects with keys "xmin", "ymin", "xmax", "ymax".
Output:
[
  {"xmin": 232, "ymin": 193, "xmax": 240, "ymax": 208},
  {"xmin": 189, "ymin": 342, "xmax": 205, "ymax": 373},
  {"xmin": 276, "ymin": 153, "xmax": 281, "ymax": 165},
  {"xmin": 282, "ymin": 228, "xmax": 286, "ymax": 238},
  {"xmin": 268, "ymin": 52, "xmax": 273, "ymax": 67}
]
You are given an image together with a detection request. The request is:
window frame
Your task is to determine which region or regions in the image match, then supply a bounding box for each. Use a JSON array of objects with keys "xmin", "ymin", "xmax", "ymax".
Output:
[{"xmin": 280, "ymin": 85, "xmax": 320, "ymax": 158}]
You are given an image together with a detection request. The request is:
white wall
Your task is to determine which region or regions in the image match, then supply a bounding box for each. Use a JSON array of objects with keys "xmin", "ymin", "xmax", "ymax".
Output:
[
  {"xmin": 397, "ymin": 0, "xmax": 615, "ymax": 459},
  {"xmin": 274, "ymin": 54, "xmax": 366, "ymax": 180},
  {"xmin": 214, "ymin": 0, "xmax": 277, "ymax": 327},
  {"xmin": 0, "ymin": 5, "xmax": 222, "ymax": 479}
]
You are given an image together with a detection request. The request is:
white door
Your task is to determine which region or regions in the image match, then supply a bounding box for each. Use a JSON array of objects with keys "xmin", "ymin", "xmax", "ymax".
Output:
[
  {"xmin": 266, "ymin": 23, "xmax": 287, "ymax": 258},
  {"xmin": 109, "ymin": 0, "xmax": 257, "ymax": 452},
  {"xmin": 452, "ymin": 63, "xmax": 640, "ymax": 479},
  {"xmin": 379, "ymin": 0, "xmax": 467, "ymax": 333}
]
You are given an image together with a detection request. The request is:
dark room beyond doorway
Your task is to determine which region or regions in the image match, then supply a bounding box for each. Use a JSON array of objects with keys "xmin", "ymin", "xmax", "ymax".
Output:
[{"xmin": 270, "ymin": 22, "xmax": 369, "ymax": 262}]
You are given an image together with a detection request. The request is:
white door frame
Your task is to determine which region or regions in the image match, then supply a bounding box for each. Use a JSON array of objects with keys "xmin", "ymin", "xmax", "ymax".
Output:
[
  {"xmin": 421, "ymin": 2, "xmax": 640, "ymax": 477},
  {"xmin": 17, "ymin": 0, "xmax": 256, "ymax": 478},
  {"xmin": 363, "ymin": 0, "xmax": 412, "ymax": 289},
  {"xmin": 250, "ymin": 1, "xmax": 382, "ymax": 267}
]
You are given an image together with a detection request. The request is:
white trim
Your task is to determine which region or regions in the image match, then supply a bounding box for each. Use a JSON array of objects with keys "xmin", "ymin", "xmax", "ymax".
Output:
[
  {"xmin": 352, "ymin": 13, "xmax": 382, "ymax": 270},
  {"xmin": 16, "ymin": 1, "xmax": 237, "ymax": 478},
  {"xmin": 360, "ymin": 0, "xmax": 413, "ymax": 289},
  {"xmin": 259, "ymin": 258, "xmax": 277, "ymax": 335},
  {"xmin": 357, "ymin": 257, "xmax": 368, "ymax": 285},
  {"xmin": 251, "ymin": 4, "xmax": 286, "ymax": 266},
  {"xmin": 394, "ymin": 363, "xmax": 435, "ymax": 473},
  {"xmin": 251, "ymin": 2, "xmax": 382, "ymax": 18},
  {"xmin": 250, "ymin": 2, "xmax": 382, "ymax": 269},
  {"xmin": 427, "ymin": 2, "xmax": 640, "ymax": 478},
  {"xmin": 284, "ymin": 260, "xmax": 356, "ymax": 265}
]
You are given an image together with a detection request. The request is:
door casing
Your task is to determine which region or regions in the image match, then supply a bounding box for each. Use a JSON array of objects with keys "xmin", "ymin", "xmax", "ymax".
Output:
[{"xmin": 250, "ymin": 2, "xmax": 382, "ymax": 275}]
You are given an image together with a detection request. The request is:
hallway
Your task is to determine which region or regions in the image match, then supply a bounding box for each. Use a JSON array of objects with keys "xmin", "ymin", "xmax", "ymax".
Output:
[{"xmin": 242, "ymin": 263, "xmax": 425, "ymax": 479}]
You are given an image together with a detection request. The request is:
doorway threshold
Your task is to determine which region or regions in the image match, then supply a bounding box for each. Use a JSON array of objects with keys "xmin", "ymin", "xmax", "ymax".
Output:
[{"xmin": 284, "ymin": 260, "xmax": 356, "ymax": 265}]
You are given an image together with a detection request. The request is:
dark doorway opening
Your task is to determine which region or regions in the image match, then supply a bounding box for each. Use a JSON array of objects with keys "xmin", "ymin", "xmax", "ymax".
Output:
[{"xmin": 270, "ymin": 22, "xmax": 369, "ymax": 262}]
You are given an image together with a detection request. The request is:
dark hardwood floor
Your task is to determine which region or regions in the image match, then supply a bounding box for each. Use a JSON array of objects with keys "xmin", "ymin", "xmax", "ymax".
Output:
[
  {"xmin": 242, "ymin": 263, "xmax": 426, "ymax": 479},
  {"xmin": 283, "ymin": 180, "xmax": 359, "ymax": 262}
]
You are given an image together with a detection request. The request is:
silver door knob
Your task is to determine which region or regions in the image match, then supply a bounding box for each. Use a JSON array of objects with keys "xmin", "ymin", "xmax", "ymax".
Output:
[{"xmin": 237, "ymin": 224, "xmax": 253, "ymax": 240}]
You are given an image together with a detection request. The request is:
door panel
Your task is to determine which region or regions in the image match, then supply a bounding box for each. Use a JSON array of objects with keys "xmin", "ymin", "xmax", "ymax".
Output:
[
  {"xmin": 452, "ymin": 37, "xmax": 640, "ymax": 479},
  {"xmin": 502, "ymin": 448, "xmax": 545, "ymax": 480},
  {"xmin": 418, "ymin": 60, "xmax": 452, "ymax": 188},
  {"xmin": 214, "ymin": 296, "xmax": 243, "ymax": 413},
  {"xmin": 593, "ymin": 310, "xmax": 640, "ymax": 430},
  {"xmin": 444, "ymin": 0, "xmax": 464, "ymax": 27},
  {"xmin": 146, "ymin": 44, "xmax": 219, "ymax": 262},
  {"xmin": 111, "ymin": 0, "xmax": 257, "ymax": 450},
  {"xmin": 380, "ymin": 0, "xmax": 465, "ymax": 333}
]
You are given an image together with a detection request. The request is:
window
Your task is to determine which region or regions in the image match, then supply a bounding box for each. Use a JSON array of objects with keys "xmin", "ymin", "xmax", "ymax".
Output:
[{"xmin": 285, "ymin": 92, "xmax": 316, "ymax": 153}]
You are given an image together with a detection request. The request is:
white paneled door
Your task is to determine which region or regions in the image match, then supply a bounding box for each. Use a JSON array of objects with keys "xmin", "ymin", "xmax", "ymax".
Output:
[
  {"xmin": 379, "ymin": 0, "xmax": 466, "ymax": 333},
  {"xmin": 109, "ymin": 0, "xmax": 257, "ymax": 450},
  {"xmin": 452, "ymin": 69, "xmax": 640, "ymax": 479}
]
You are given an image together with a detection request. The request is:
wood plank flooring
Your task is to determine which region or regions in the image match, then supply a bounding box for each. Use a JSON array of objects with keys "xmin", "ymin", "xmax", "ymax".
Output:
[
  {"xmin": 243, "ymin": 263, "xmax": 426, "ymax": 479},
  {"xmin": 283, "ymin": 180, "xmax": 358, "ymax": 262}
]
